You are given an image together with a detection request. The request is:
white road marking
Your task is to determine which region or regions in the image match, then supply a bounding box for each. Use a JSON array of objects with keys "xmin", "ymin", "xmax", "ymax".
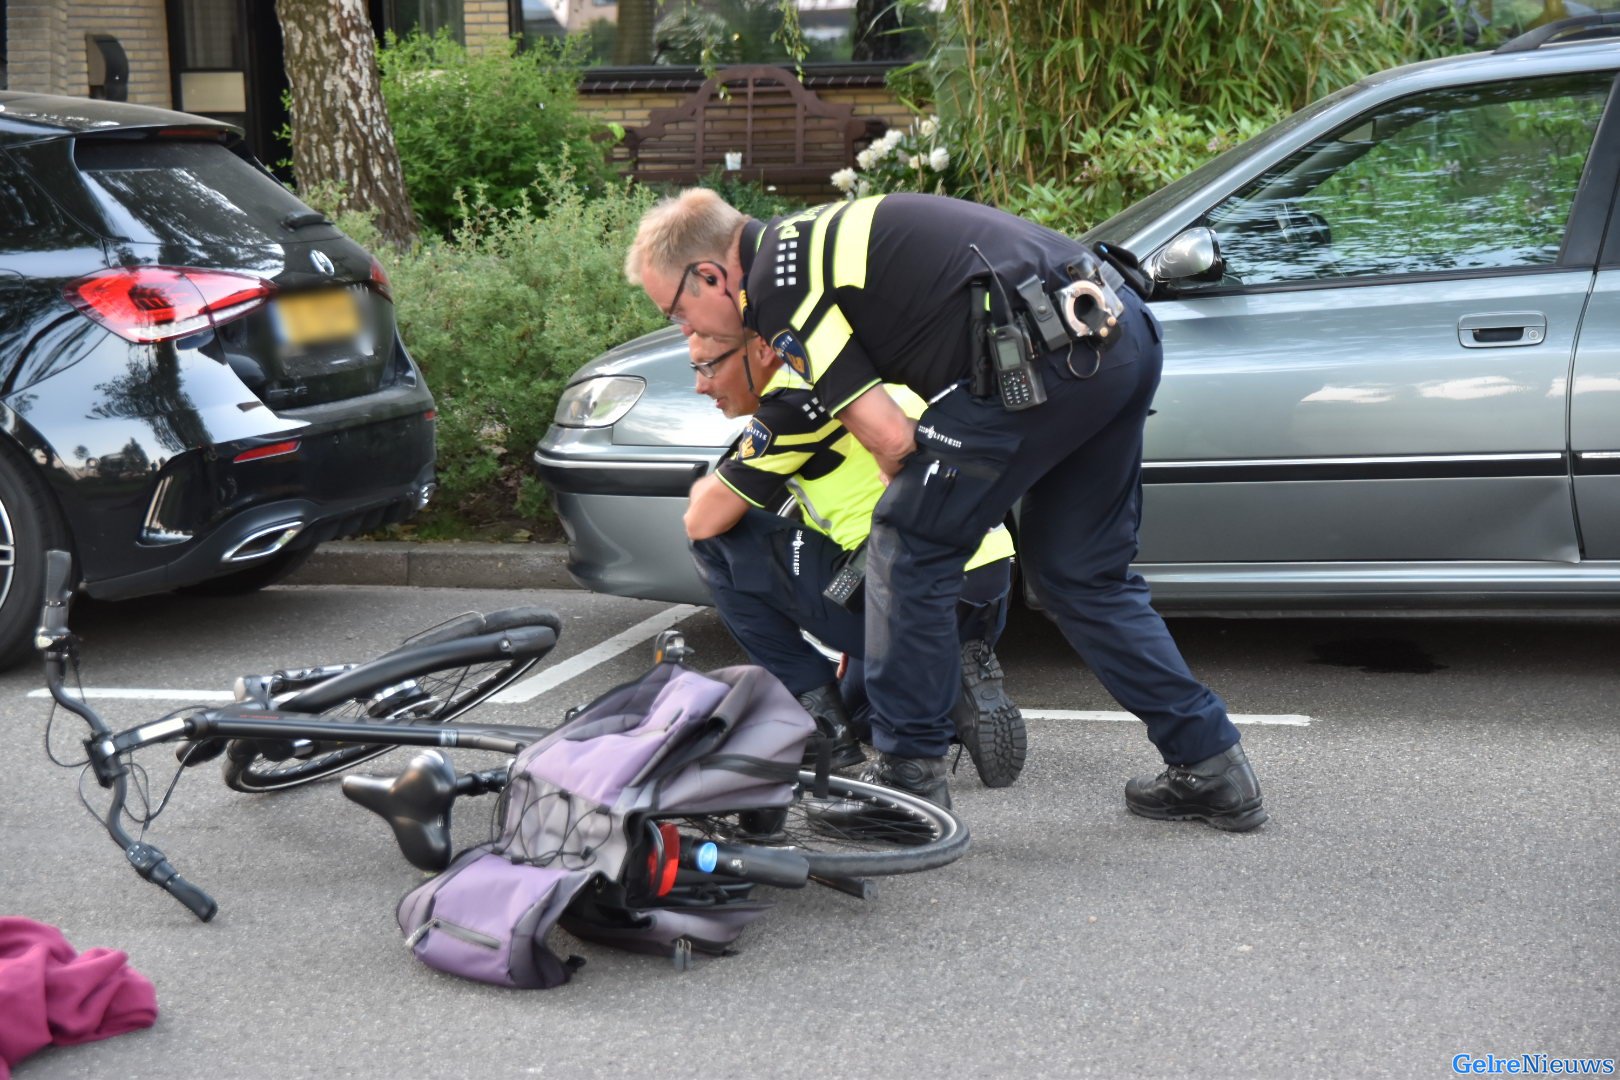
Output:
[
  {"xmin": 1024, "ymin": 709, "xmax": 1313, "ymax": 727},
  {"xmin": 24, "ymin": 691, "xmax": 1313, "ymax": 729},
  {"xmin": 25, "ymin": 605, "xmax": 708, "ymax": 706},
  {"xmin": 28, "ymin": 687, "xmax": 234, "ymax": 702},
  {"xmin": 487, "ymin": 604, "xmax": 705, "ymax": 703}
]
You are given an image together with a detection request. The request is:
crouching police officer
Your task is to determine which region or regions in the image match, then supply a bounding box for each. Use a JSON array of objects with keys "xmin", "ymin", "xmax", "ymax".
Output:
[
  {"xmin": 626, "ymin": 189, "xmax": 1265, "ymax": 830},
  {"xmin": 683, "ymin": 329, "xmax": 1026, "ymax": 788}
]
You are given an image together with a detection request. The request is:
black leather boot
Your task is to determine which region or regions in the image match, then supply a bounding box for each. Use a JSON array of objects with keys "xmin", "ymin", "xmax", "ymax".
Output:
[
  {"xmin": 1125, "ymin": 743, "xmax": 1267, "ymax": 832},
  {"xmin": 863, "ymin": 753, "xmax": 951, "ymax": 808},
  {"xmin": 950, "ymin": 640, "xmax": 1027, "ymax": 788},
  {"xmin": 796, "ymin": 684, "xmax": 865, "ymax": 771},
  {"xmin": 806, "ymin": 752, "xmax": 951, "ymax": 834}
]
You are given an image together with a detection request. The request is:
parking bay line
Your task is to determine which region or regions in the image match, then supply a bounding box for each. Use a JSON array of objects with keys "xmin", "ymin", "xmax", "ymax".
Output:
[
  {"xmin": 22, "ymin": 605, "xmax": 708, "ymax": 706},
  {"xmin": 1024, "ymin": 709, "xmax": 1313, "ymax": 727},
  {"xmin": 487, "ymin": 603, "xmax": 706, "ymax": 704}
]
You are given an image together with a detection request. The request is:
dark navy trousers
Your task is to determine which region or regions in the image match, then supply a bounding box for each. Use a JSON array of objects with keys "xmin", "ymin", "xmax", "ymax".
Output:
[
  {"xmin": 692, "ymin": 508, "xmax": 1009, "ymax": 699},
  {"xmin": 864, "ymin": 292, "xmax": 1240, "ymax": 764}
]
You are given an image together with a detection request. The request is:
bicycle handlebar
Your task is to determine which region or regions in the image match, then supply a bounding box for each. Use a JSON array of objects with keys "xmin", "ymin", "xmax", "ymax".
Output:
[{"xmin": 126, "ymin": 843, "xmax": 217, "ymax": 922}]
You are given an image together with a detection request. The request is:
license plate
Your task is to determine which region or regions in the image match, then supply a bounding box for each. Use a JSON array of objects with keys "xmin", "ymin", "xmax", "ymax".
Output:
[{"xmin": 274, "ymin": 289, "xmax": 361, "ymax": 347}]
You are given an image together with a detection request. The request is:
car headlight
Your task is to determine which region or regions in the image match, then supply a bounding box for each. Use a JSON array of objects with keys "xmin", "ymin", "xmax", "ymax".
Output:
[{"xmin": 553, "ymin": 376, "xmax": 645, "ymax": 428}]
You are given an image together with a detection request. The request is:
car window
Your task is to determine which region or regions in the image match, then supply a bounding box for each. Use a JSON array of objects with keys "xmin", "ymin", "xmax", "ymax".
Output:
[
  {"xmin": 70, "ymin": 138, "xmax": 331, "ymax": 247},
  {"xmin": 0, "ymin": 157, "xmax": 74, "ymax": 251},
  {"xmin": 1193, "ymin": 72, "xmax": 1613, "ymax": 288}
]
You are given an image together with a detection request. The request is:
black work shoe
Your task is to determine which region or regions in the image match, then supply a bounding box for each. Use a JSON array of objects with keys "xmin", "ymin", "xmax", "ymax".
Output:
[
  {"xmin": 861, "ymin": 753, "xmax": 951, "ymax": 808},
  {"xmin": 1125, "ymin": 743, "xmax": 1267, "ymax": 832},
  {"xmin": 796, "ymin": 684, "xmax": 866, "ymax": 771},
  {"xmin": 950, "ymin": 640, "xmax": 1027, "ymax": 788}
]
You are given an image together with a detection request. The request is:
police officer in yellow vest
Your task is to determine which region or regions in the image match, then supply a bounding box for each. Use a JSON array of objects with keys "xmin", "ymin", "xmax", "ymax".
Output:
[{"xmin": 683, "ymin": 330, "xmax": 1025, "ymax": 788}]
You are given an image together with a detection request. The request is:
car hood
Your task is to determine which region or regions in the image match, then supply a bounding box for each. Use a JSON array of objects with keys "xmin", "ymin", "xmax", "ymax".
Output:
[{"xmin": 569, "ymin": 325, "xmax": 743, "ymax": 448}]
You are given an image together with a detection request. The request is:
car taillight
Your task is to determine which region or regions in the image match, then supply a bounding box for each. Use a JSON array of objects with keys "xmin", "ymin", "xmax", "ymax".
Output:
[
  {"xmin": 368, "ymin": 257, "xmax": 393, "ymax": 302},
  {"xmin": 233, "ymin": 440, "xmax": 300, "ymax": 463},
  {"xmin": 65, "ymin": 267, "xmax": 274, "ymax": 344}
]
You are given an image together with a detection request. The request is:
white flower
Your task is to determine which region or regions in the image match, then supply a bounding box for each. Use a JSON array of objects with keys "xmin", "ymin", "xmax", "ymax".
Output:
[
  {"xmin": 908, "ymin": 154, "xmax": 923, "ymax": 170},
  {"xmin": 881, "ymin": 128, "xmax": 905, "ymax": 152},
  {"xmin": 856, "ymin": 148, "xmax": 877, "ymax": 170},
  {"xmin": 928, "ymin": 146, "xmax": 950, "ymax": 171},
  {"xmin": 855, "ymin": 178, "xmax": 872, "ymax": 196},
  {"xmin": 919, "ymin": 117, "xmax": 939, "ymax": 139},
  {"xmin": 831, "ymin": 167, "xmax": 857, "ymax": 192}
]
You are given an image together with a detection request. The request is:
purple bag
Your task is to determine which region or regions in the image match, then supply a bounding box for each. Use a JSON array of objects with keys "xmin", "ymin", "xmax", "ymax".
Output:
[
  {"xmin": 398, "ymin": 847, "xmax": 591, "ymax": 988},
  {"xmin": 396, "ymin": 662, "xmax": 815, "ymax": 987}
]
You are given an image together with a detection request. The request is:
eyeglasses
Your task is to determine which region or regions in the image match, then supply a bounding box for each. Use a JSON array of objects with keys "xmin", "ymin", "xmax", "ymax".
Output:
[
  {"xmin": 663, "ymin": 261, "xmax": 724, "ymax": 325},
  {"xmin": 689, "ymin": 344, "xmax": 741, "ymax": 379}
]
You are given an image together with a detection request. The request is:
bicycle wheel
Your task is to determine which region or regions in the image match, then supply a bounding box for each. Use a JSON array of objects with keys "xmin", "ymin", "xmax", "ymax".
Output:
[
  {"xmin": 222, "ymin": 608, "xmax": 557, "ymax": 793},
  {"xmin": 670, "ymin": 770, "xmax": 969, "ymax": 879}
]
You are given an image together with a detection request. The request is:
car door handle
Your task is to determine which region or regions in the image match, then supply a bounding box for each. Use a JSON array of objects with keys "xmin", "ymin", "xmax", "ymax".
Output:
[{"xmin": 1458, "ymin": 311, "xmax": 1546, "ymax": 348}]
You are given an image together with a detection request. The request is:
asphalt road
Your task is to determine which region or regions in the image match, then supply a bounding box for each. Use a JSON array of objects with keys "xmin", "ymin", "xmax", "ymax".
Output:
[{"xmin": 2, "ymin": 585, "xmax": 1616, "ymax": 1079}]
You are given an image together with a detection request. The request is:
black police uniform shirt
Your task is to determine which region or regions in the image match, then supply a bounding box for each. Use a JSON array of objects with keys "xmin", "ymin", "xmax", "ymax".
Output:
[
  {"xmin": 737, "ymin": 192, "xmax": 1092, "ymax": 413},
  {"xmin": 712, "ymin": 366, "xmax": 1013, "ymax": 569}
]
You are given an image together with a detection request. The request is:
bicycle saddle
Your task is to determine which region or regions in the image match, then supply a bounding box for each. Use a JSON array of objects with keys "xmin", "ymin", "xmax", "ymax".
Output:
[{"xmin": 342, "ymin": 750, "xmax": 459, "ymax": 873}]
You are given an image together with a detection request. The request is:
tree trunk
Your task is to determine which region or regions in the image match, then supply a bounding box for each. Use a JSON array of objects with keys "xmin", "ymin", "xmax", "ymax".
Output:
[
  {"xmin": 853, "ymin": 0, "xmax": 905, "ymax": 62},
  {"xmin": 614, "ymin": 0, "xmax": 657, "ymax": 65},
  {"xmin": 276, "ymin": 0, "xmax": 418, "ymax": 248}
]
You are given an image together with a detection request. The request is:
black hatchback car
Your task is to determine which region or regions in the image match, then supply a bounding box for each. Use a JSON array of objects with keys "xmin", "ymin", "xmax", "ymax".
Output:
[{"xmin": 0, "ymin": 93, "xmax": 436, "ymax": 667}]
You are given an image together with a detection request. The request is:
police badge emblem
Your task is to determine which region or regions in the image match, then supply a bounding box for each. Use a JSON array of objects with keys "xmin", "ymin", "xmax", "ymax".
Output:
[
  {"xmin": 738, "ymin": 417, "xmax": 772, "ymax": 459},
  {"xmin": 771, "ymin": 330, "xmax": 811, "ymax": 381}
]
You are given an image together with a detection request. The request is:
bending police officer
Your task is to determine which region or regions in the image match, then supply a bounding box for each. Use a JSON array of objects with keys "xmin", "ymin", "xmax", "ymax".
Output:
[
  {"xmin": 683, "ymin": 329, "xmax": 1026, "ymax": 788},
  {"xmin": 625, "ymin": 189, "xmax": 1265, "ymax": 830}
]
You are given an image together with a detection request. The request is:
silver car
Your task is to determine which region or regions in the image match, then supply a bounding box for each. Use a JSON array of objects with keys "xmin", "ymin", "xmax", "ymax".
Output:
[{"xmin": 536, "ymin": 21, "xmax": 1620, "ymax": 614}]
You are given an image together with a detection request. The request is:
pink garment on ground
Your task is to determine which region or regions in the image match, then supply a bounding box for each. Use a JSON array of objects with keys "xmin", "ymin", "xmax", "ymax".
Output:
[{"xmin": 0, "ymin": 917, "xmax": 158, "ymax": 1078}]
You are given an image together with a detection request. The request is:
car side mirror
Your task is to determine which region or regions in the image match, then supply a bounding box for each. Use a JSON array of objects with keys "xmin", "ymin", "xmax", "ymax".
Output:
[{"xmin": 1144, "ymin": 227, "xmax": 1225, "ymax": 289}]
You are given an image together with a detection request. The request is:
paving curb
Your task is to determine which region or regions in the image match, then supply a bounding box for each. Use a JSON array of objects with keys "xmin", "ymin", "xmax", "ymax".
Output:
[{"xmin": 285, "ymin": 540, "xmax": 580, "ymax": 590}]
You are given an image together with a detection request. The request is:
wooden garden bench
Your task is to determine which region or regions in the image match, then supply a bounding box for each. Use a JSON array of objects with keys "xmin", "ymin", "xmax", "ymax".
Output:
[{"xmin": 617, "ymin": 64, "xmax": 880, "ymax": 187}]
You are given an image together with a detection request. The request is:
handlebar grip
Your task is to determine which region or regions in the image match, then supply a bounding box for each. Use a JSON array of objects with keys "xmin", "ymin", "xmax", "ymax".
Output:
[
  {"xmin": 126, "ymin": 842, "xmax": 218, "ymax": 922},
  {"xmin": 162, "ymin": 870, "xmax": 219, "ymax": 922}
]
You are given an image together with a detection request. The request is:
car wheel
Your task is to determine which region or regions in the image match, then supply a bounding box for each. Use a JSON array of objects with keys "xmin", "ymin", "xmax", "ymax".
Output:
[
  {"xmin": 0, "ymin": 445, "xmax": 71, "ymax": 671},
  {"xmin": 177, "ymin": 544, "xmax": 315, "ymax": 598}
]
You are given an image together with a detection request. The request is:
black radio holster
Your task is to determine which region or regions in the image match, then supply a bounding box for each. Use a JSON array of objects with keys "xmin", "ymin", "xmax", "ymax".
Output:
[{"xmin": 968, "ymin": 281, "xmax": 994, "ymax": 399}]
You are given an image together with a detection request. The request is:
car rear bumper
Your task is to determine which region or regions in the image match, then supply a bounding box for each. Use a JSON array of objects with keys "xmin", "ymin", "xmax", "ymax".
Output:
[{"xmin": 86, "ymin": 481, "xmax": 432, "ymax": 599}]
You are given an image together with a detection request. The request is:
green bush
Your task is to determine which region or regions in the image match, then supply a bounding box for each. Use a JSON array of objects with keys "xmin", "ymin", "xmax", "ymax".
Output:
[
  {"xmin": 379, "ymin": 31, "xmax": 618, "ymax": 238},
  {"xmin": 380, "ymin": 172, "xmax": 665, "ymax": 538},
  {"xmin": 1001, "ymin": 107, "xmax": 1278, "ymax": 236},
  {"xmin": 905, "ymin": 0, "xmax": 1466, "ymax": 210}
]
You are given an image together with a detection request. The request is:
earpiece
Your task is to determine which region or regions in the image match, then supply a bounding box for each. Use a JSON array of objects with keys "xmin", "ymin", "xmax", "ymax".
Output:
[{"xmin": 699, "ymin": 272, "xmax": 718, "ymax": 286}]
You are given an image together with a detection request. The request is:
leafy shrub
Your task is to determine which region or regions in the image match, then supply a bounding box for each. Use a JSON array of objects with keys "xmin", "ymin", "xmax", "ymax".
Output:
[
  {"xmin": 678, "ymin": 168, "xmax": 808, "ymax": 220},
  {"xmin": 904, "ymin": 0, "xmax": 1466, "ymax": 209},
  {"xmin": 379, "ymin": 31, "xmax": 618, "ymax": 237},
  {"xmin": 380, "ymin": 172, "xmax": 665, "ymax": 537},
  {"xmin": 1001, "ymin": 108, "xmax": 1278, "ymax": 236}
]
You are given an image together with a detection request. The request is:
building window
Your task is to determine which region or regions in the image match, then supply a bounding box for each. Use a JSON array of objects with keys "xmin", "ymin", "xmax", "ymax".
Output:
[
  {"xmin": 522, "ymin": 0, "xmax": 931, "ymax": 67},
  {"xmin": 180, "ymin": 0, "xmax": 241, "ymax": 69},
  {"xmin": 383, "ymin": 0, "xmax": 465, "ymax": 43}
]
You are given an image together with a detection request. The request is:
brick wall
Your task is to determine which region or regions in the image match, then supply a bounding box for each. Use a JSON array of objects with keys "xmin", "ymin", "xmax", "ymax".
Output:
[
  {"xmin": 4, "ymin": 0, "xmax": 170, "ymax": 106},
  {"xmin": 464, "ymin": 0, "xmax": 513, "ymax": 53},
  {"xmin": 4, "ymin": 1, "xmax": 71, "ymax": 95},
  {"xmin": 69, "ymin": 0, "xmax": 172, "ymax": 107}
]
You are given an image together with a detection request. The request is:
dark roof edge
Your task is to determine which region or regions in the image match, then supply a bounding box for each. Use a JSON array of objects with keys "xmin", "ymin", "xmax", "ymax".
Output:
[
  {"xmin": 579, "ymin": 61, "xmax": 898, "ymax": 94},
  {"xmin": 0, "ymin": 92, "xmax": 239, "ymax": 145}
]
